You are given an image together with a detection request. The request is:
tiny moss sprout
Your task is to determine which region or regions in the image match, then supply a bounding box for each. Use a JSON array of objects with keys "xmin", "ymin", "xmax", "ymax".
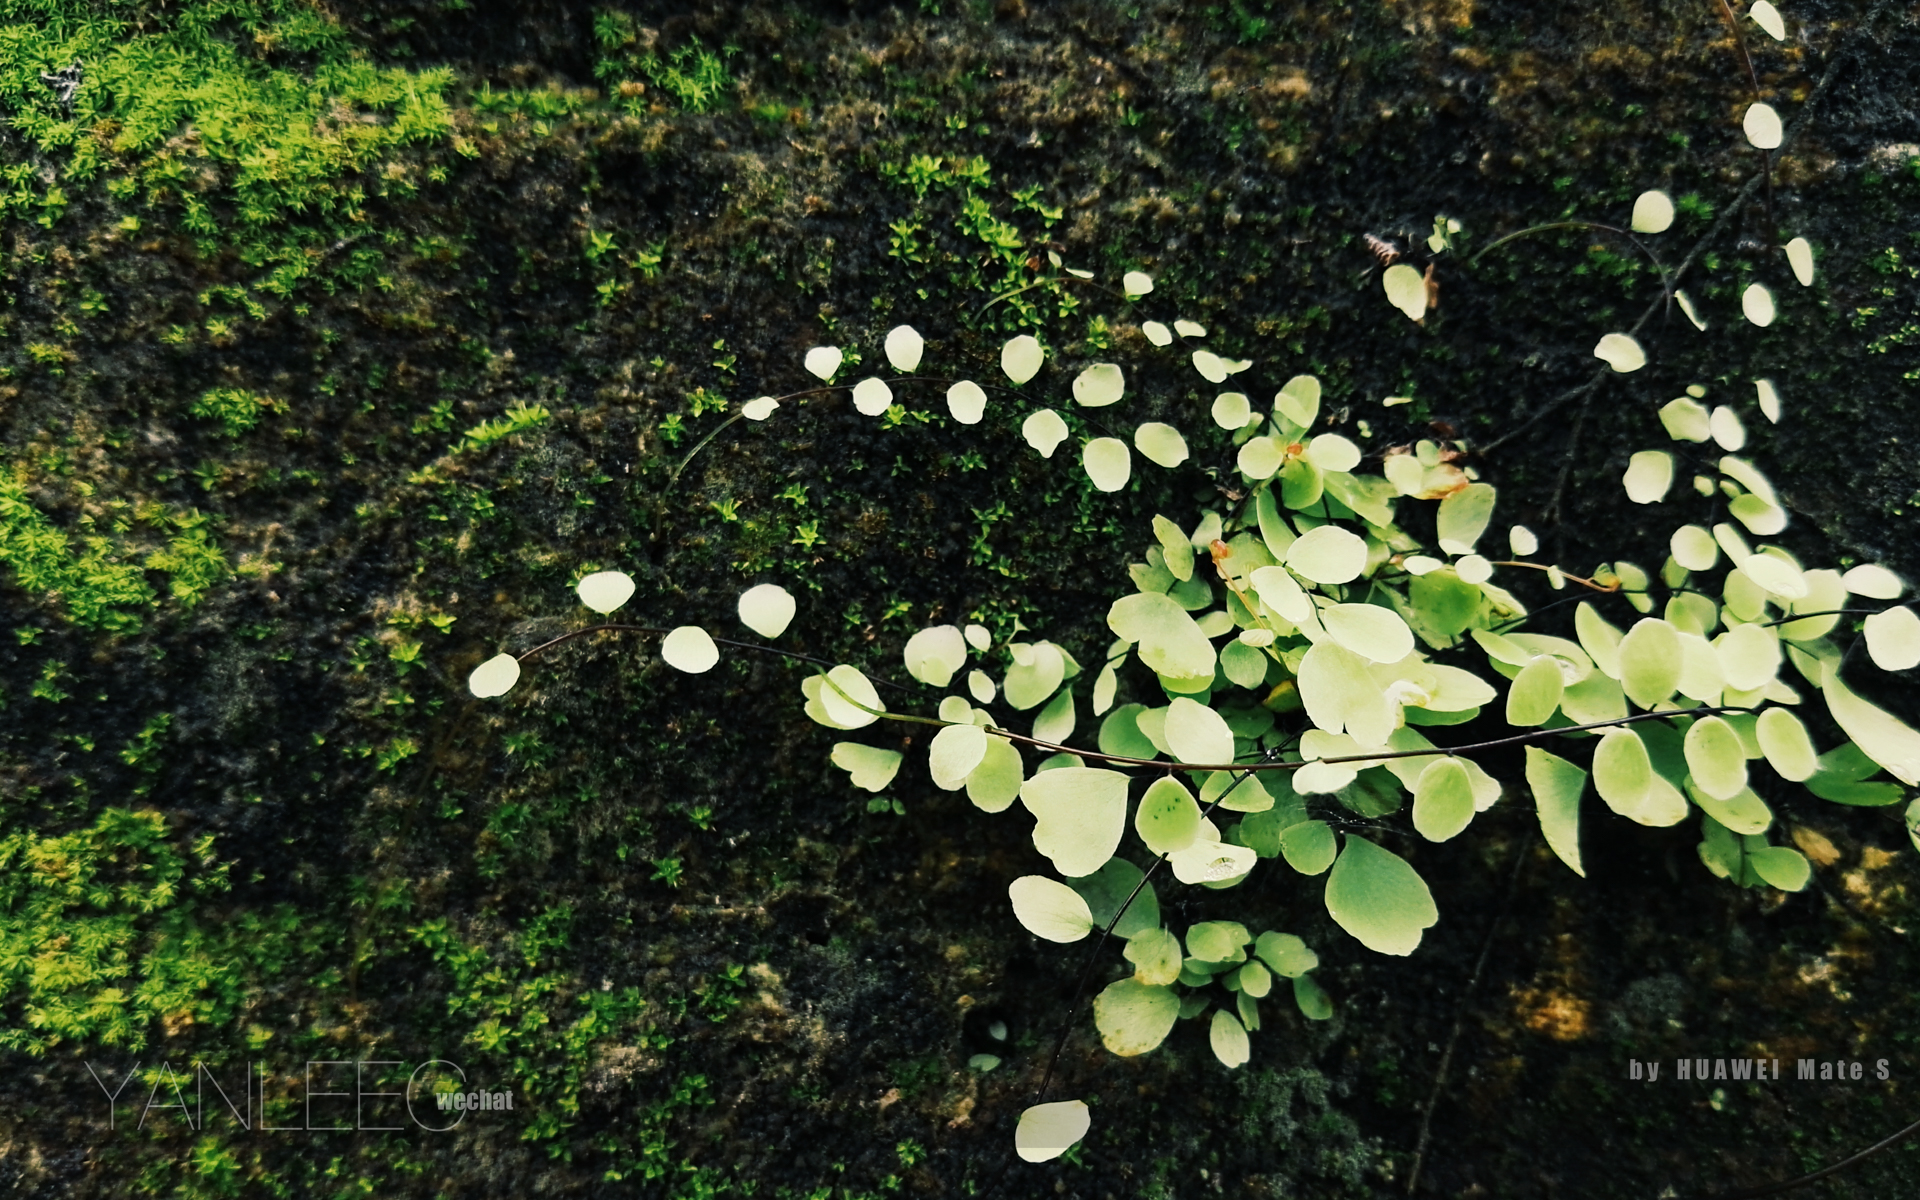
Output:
[{"xmin": 466, "ymin": 75, "xmax": 1920, "ymax": 1170}]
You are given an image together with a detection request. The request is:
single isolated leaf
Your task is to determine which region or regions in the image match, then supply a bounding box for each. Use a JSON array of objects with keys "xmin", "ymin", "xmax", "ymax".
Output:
[
  {"xmin": 1142, "ymin": 320, "xmax": 1173, "ymax": 346},
  {"xmin": 1020, "ymin": 768, "xmax": 1132, "ymax": 876},
  {"xmin": 803, "ymin": 345, "xmax": 842, "ymax": 381},
  {"xmin": 1623, "ymin": 451, "xmax": 1674, "ymax": 504},
  {"xmin": 1003, "ymin": 641, "xmax": 1066, "ymax": 710},
  {"xmin": 1844, "ymin": 564, "xmax": 1906, "ymax": 600},
  {"xmin": 1594, "ymin": 332, "xmax": 1646, "ymax": 372},
  {"xmin": 884, "ymin": 324, "xmax": 924, "ymax": 372},
  {"xmin": 1785, "ymin": 237, "xmax": 1814, "ymax": 287},
  {"xmin": 1676, "ymin": 290, "xmax": 1708, "ymax": 331},
  {"xmin": 1022, "ymin": 408, "xmax": 1070, "ymax": 457},
  {"xmin": 1280, "ymin": 820, "xmax": 1339, "ymax": 875},
  {"xmin": 1083, "ymin": 437, "xmax": 1132, "ymax": 492},
  {"xmin": 1630, "ymin": 190, "xmax": 1674, "ymax": 234},
  {"xmin": 1191, "ymin": 349, "xmax": 1230, "ymax": 384},
  {"xmin": 1865, "ymin": 607, "xmax": 1920, "ymax": 672},
  {"xmin": 946, "ymin": 380, "xmax": 987, "ymax": 424},
  {"xmin": 1072, "ymin": 363, "xmax": 1125, "ymax": 407},
  {"xmin": 1122, "ymin": 270, "xmax": 1154, "ymax": 297},
  {"xmin": 576, "ymin": 570, "xmax": 636, "ymax": 614},
  {"xmin": 468, "ymin": 652, "xmax": 521, "ymax": 698},
  {"xmin": 1212, "ymin": 391, "xmax": 1252, "ymax": 430},
  {"xmin": 1435, "ymin": 483, "xmax": 1496, "ymax": 554},
  {"xmin": 1008, "ymin": 876, "xmax": 1095, "ymax": 942},
  {"xmin": 1710, "ymin": 406, "xmax": 1746, "ymax": 452},
  {"xmin": 1323, "ymin": 836, "xmax": 1439, "ymax": 956},
  {"xmin": 1756, "ymin": 378, "xmax": 1783, "ymax": 423},
  {"xmin": 1015, "ymin": 1100, "xmax": 1091, "ymax": 1163},
  {"xmin": 1412, "ymin": 758, "xmax": 1476, "ymax": 842},
  {"xmin": 1069, "ymin": 857, "xmax": 1161, "ymax": 938},
  {"xmin": 1093, "ymin": 978, "xmax": 1178, "ymax": 1056},
  {"xmin": 741, "ymin": 396, "xmax": 779, "ymax": 421},
  {"xmin": 852, "ymin": 376, "xmax": 893, "ymax": 416},
  {"xmin": 738, "ymin": 583, "xmax": 796, "ymax": 637},
  {"xmin": 1742, "ymin": 283, "xmax": 1776, "ymax": 328},
  {"xmin": 1659, "ymin": 397, "xmax": 1713, "ymax": 443},
  {"xmin": 1383, "ymin": 263, "xmax": 1428, "ymax": 321},
  {"xmin": 1276, "ymin": 375, "xmax": 1322, "ymax": 429},
  {"xmin": 1002, "ymin": 334, "xmax": 1044, "ymax": 384},
  {"xmin": 1174, "ymin": 319, "xmax": 1207, "ymax": 337},
  {"xmin": 661, "ymin": 626, "xmax": 720, "ymax": 673},
  {"xmin": 1135, "ymin": 422, "xmax": 1190, "ymax": 468},
  {"xmin": 1750, "ymin": 0, "xmax": 1786, "ymax": 40},
  {"xmin": 1135, "ymin": 775, "xmax": 1202, "ymax": 855},
  {"xmin": 831, "ymin": 743, "xmax": 904, "ymax": 792},
  {"xmin": 1756, "ymin": 707, "xmax": 1819, "ymax": 782},
  {"xmin": 1510, "ymin": 525, "xmax": 1539, "ymax": 557},
  {"xmin": 1293, "ymin": 974, "xmax": 1334, "ymax": 1020},
  {"xmin": 1210, "ymin": 1010, "xmax": 1251, "ymax": 1068},
  {"xmin": 904, "ymin": 625, "xmax": 969, "ymax": 687},
  {"xmin": 1743, "ymin": 102, "xmax": 1783, "ymax": 150},
  {"xmin": 1526, "ymin": 747, "xmax": 1587, "ymax": 877},
  {"xmin": 930, "ymin": 722, "xmax": 989, "ymax": 790}
]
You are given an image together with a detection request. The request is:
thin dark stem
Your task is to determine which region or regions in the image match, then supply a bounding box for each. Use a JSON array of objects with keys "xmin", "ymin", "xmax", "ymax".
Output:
[
  {"xmin": 1691, "ymin": 1111, "xmax": 1920, "ymax": 1200},
  {"xmin": 1469, "ymin": 221, "xmax": 1672, "ymax": 296},
  {"xmin": 1713, "ymin": 0, "xmax": 1763, "ymax": 99},
  {"xmin": 511, "ymin": 622, "xmax": 921, "ymax": 693}
]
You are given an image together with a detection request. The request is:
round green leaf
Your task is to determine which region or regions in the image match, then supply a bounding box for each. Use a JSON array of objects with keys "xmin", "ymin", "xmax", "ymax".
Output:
[
  {"xmin": 1212, "ymin": 392, "xmax": 1251, "ymax": 430},
  {"xmin": 1020, "ymin": 768, "xmax": 1131, "ymax": 876},
  {"xmin": 576, "ymin": 569, "xmax": 635, "ymax": 614},
  {"xmin": 1293, "ymin": 973, "xmax": 1334, "ymax": 1020},
  {"xmin": 1748, "ymin": 846, "xmax": 1810, "ymax": 891},
  {"xmin": 1015, "ymin": 1100, "xmax": 1091, "ymax": 1163},
  {"xmin": 851, "ymin": 376, "xmax": 893, "ymax": 416},
  {"xmin": 1743, "ymin": 102, "xmax": 1782, "ymax": 150},
  {"xmin": 1685, "ymin": 716, "xmax": 1749, "ymax": 800},
  {"xmin": 1742, "ymin": 283, "xmax": 1776, "ymax": 327},
  {"xmin": 1324, "ymin": 836, "xmax": 1438, "ymax": 956},
  {"xmin": 1237, "ymin": 435, "xmax": 1283, "ymax": 480},
  {"xmin": 1022, "ymin": 408, "xmax": 1069, "ymax": 457},
  {"xmin": 1715, "ymin": 623, "xmax": 1781, "ymax": 692},
  {"xmin": 1191, "ymin": 349, "xmax": 1229, "ymax": 383},
  {"xmin": 1630, "ymin": 189, "xmax": 1674, "ymax": 234},
  {"xmin": 1742, "ymin": 553, "xmax": 1808, "ymax": 601},
  {"xmin": 1322, "ymin": 603, "xmax": 1414, "ymax": 665},
  {"xmin": 1069, "ymin": 857, "xmax": 1161, "ymax": 938},
  {"xmin": 1865, "ymin": 606, "xmax": 1920, "ymax": 672},
  {"xmin": 1254, "ymin": 931, "xmax": 1318, "ymax": 977},
  {"xmin": 1671, "ymin": 525, "xmax": 1719, "ymax": 572},
  {"xmin": 1659, "ymin": 397, "xmax": 1712, "ymax": 442},
  {"xmin": 1122, "ymin": 270, "xmax": 1154, "ymax": 297},
  {"xmin": 930, "ymin": 722, "xmax": 989, "ymax": 791},
  {"xmin": 1306, "ymin": 433, "xmax": 1361, "ymax": 474},
  {"xmin": 1003, "ymin": 641, "xmax": 1066, "ymax": 710},
  {"xmin": 803, "ymin": 345, "xmax": 841, "ymax": 380},
  {"xmin": 1594, "ymin": 333, "xmax": 1646, "ymax": 372},
  {"xmin": 830, "ymin": 742, "xmax": 903, "ymax": 792},
  {"xmin": 1237, "ymin": 959, "xmax": 1273, "ymax": 999},
  {"xmin": 1165, "ymin": 696, "xmax": 1234, "ymax": 766},
  {"xmin": 1125, "ymin": 928, "xmax": 1183, "ymax": 986},
  {"xmin": 1093, "ymin": 979, "xmax": 1179, "ymax": 1057},
  {"xmin": 1276, "ymin": 375, "xmax": 1321, "ymax": 429},
  {"xmin": 1108, "ymin": 593, "xmax": 1216, "ymax": 681},
  {"xmin": 1623, "ymin": 451, "xmax": 1674, "ymax": 504},
  {"xmin": 1220, "ymin": 639, "xmax": 1270, "ymax": 689},
  {"xmin": 1287, "ymin": 525, "xmax": 1368, "ymax": 585},
  {"xmin": 1843, "ymin": 564, "xmax": 1906, "ymax": 600},
  {"xmin": 1072, "ymin": 362, "xmax": 1125, "ymax": 407},
  {"xmin": 1412, "ymin": 758, "xmax": 1475, "ymax": 842},
  {"xmin": 1209, "ymin": 1009, "xmax": 1251, "ymax": 1068},
  {"xmin": 947, "ymin": 380, "xmax": 987, "ymax": 424},
  {"xmin": 1134, "ymin": 422, "xmax": 1189, "ymax": 468},
  {"xmin": 1435, "ymin": 482, "xmax": 1496, "ymax": 556},
  {"xmin": 741, "ymin": 396, "xmax": 779, "ymax": 421},
  {"xmin": 816, "ymin": 664, "xmax": 881, "ymax": 728},
  {"xmin": 662, "ymin": 625, "xmax": 719, "ymax": 673},
  {"xmin": 1506, "ymin": 657, "xmax": 1565, "ymax": 727},
  {"xmin": 904, "ymin": 625, "xmax": 968, "ymax": 687},
  {"xmin": 1279, "ymin": 820, "xmax": 1337, "ymax": 875},
  {"xmin": 1298, "ymin": 641, "xmax": 1394, "ymax": 746},
  {"xmin": 1383, "ymin": 262, "xmax": 1427, "ymax": 321},
  {"xmin": 1169, "ymin": 837, "xmax": 1258, "ymax": 885},
  {"xmin": 1083, "ymin": 437, "xmax": 1132, "ymax": 492},
  {"xmin": 1128, "ymin": 775, "xmax": 1190, "ymax": 852},
  {"xmin": 884, "ymin": 324, "xmax": 924, "ymax": 372},
  {"xmin": 1755, "ymin": 707, "xmax": 1818, "ymax": 782},
  {"xmin": 738, "ymin": 583, "xmax": 796, "ymax": 638},
  {"xmin": 1008, "ymin": 875, "xmax": 1095, "ymax": 942},
  {"xmin": 468, "ymin": 652, "xmax": 521, "ymax": 698},
  {"xmin": 1098, "ymin": 704, "xmax": 1159, "ymax": 761},
  {"xmin": 1142, "ymin": 320, "xmax": 1173, "ymax": 346},
  {"xmin": 1002, "ymin": 334, "xmax": 1043, "ymax": 384},
  {"xmin": 1593, "ymin": 727, "xmax": 1653, "ymax": 817},
  {"xmin": 1617, "ymin": 619, "xmax": 1682, "ymax": 708},
  {"xmin": 1032, "ymin": 687, "xmax": 1076, "ymax": 744}
]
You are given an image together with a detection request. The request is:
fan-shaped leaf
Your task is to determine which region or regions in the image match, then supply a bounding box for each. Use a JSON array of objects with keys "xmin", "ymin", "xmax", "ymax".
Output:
[
  {"xmin": 1093, "ymin": 979, "xmax": 1177, "ymax": 1056},
  {"xmin": 1003, "ymin": 641, "xmax": 1066, "ymax": 710},
  {"xmin": 576, "ymin": 570, "xmax": 636, "ymax": 614},
  {"xmin": 1526, "ymin": 748, "xmax": 1587, "ymax": 877},
  {"xmin": 1191, "ymin": 349, "xmax": 1229, "ymax": 383},
  {"xmin": 1166, "ymin": 697, "xmax": 1234, "ymax": 766},
  {"xmin": 803, "ymin": 345, "xmax": 842, "ymax": 380},
  {"xmin": 1276, "ymin": 375, "xmax": 1322, "ymax": 430},
  {"xmin": 1716, "ymin": 622, "xmax": 1781, "ymax": 692},
  {"xmin": 1306, "ymin": 434, "xmax": 1362, "ymax": 474},
  {"xmin": 1125, "ymin": 928, "xmax": 1183, "ymax": 986},
  {"xmin": 816, "ymin": 665, "xmax": 881, "ymax": 728},
  {"xmin": 1020, "ymin": 768, "xmax": 1131, "ymax": 876},
  {"xmin": 1506, "ymin": 657, "xmax": 1565, "ymax": 726},
  {"xmin": 1843, "ymin": 564, "xmax": 1905, "ymax": 600},
  {"xmin": 1299, "ymin": 642, "xmax": 1395, "ymax": 745},
  {"xmin": 904, "ymin": 625, "xmax": 969, "ymax": 687},
  {"xmin": 1022, "ymin": 408, "xmax": 1069, "ymax": 457},
  {"xmin": 1436, "ymin": 483, "xmax": 1496, "ymax": 554},
  {"xmin": 1237, "ymin": 436, "xmax": 1284, "ymax": 481},
  {"xmin": 1618, "ymin": 619, "xmax": 1682, "ymax": 708},
  {"xmin": 1122, "ymin": 270, "xmax": 1154, "ymax": 297},
  {"xmin": 1212, "ymin": 392, "xmax": 1251, "ymax": 430},
  {"xmin": 1135, "ymin": 422, "xmax": 1190, "ymax": 468},
  {"xmin": 1108, "ymin": 593, "xmax": 1217, "ymax": 681},
  {"xmin": 852, "ymin": 376, "xmax": 893, "ymax": 416},
  {"xmin": 662, "ymin": 626, "xmax": 720, "ymax": 673},
  {"xmin": 1072, "ymin": 363, "xmax": 1125, "ymax": 407},
  {"xmin": 1593, "ymin": 728, "xmax": 1653, "ymax": 817},
  {"xmin": 1287, "ymin": 525, "xmax": 1369, "ymax": 585},
  {"xmin": 1685, "ymin": 716, "xmax": 1749, "ymax": 800},
  {"xmin": 468, "ymin": 653, "xmax": 521, "ymax": 698},
  {"xmin": 1659, "ymin": 397, "xmax": 1713, "ymax": 442},
  {"xmin": 741, "ymin": 396, "xmax": 779, "ymax": 421},
  {"xmin": 947, "ymin": 380, "xmax": 987, "ymax": 424},
  {"xmin": 1083, "ymin": 437, "xmax": 1132, "ymax": 492},
  {"xmin": 966, "ymin": 736, "xmax": 1024, "ymax": 813},
  {"xmin": 1383, "ymin": 263, "xmax": 1427, "ymax": 321},
  {"xmin": 1142, "ymin": 320, "xmax": 1173, "ymax": 346},
  {"xmin": 1865, "ymin": 607, "xmax": 1920, "ymax": 672},
  {"xmin": 1710, "ymin": 406, "xmax": 1746, "ymax": 452},
  {"xmin": 884, "ymin": 324, "xmax": 924, "ymax": 372},
  {"xmin": 1324, "ymin": 836, "xmax": 1438, "ymax": 956},
  {"xmin": 738, "ymin": 583, "xmax": 796, "ymax": 638},
  {"xmin": 1755, "ymin": 378, "xmax": 1782, "ymax": 423},
  {"xmin": 1002, "ymin": 334, "xmax": 1044, "ymax": 384},
  {"xmin": 930, "ymin": 722, "xmax": 989, "ymax": 790},
  {"xmin": 1069, "ymin": 857, "xmax": 1161, "ymax": 938},
  {"xmin": 1016, "ymin": 1100, "xmax": 1091, "ymax": 1162},
  {"xmin": 1631, "ymin": 190, "xmax": 1674, "ymax": 234},
  {"xmin": 1280, "ymin": 820, "xmax": 1338, "ymax": 874},
  {"xmin": 1324, "ymin": 603, "xmax": 1415, "ymax": 664},
  {"xmin": 1510, "ymin": 525, "xmax": 1539, "ymax": 557},
  {"xmin": 1743, "ymin": 102, "xmax": 1782, "ymax": 150},
  {"xmin": 1255, "ymin": 931, "xmax": 1318, "ymax": 977},
  {"xmin": 1009, "ymin": 876, "xmax": 1094, "ymax": 942},
  {"xmin": 1594, "ymin": 333, "xmax": 1646, "ymax": 372},
  {"xmin": 1749, "ymin": 845, "xmax": 1810, "ymax": 891},
  {"xmin": 1033, "ymin": 688, "xmax": 1076, "ymax": 744},
  {"xmin": 1136, "ymin": 776, "xmax": 1202, "ymax": 854},
  {"xmin": 1623, "ymin": 451, "xmax": 1674, "ymax": 504},
  {"xmin": 830, "ymin": 742, "xmax": 903, "ymax": 792}
]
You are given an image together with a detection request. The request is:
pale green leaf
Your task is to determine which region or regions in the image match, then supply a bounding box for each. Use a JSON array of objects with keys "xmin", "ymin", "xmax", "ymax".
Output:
[
  {"xmin": 1209, "ymin": 1010, "xmax": 1251, "ymax": 1068},
  {"xmin": 1506, "ymin": 657, "xmax": 1565, "ymax": 726},
  {"xmin": 1072, "ymin": 362, "xmax": 1125, "ymax": 407},
  {"xmin": 1004, "ymin": 641, "xmax": 1066, "ymax": 710},
  {"xmin": 741, "ymin": 396, "xmax": 779, "ymax": 421},
  {"xmin": 1016, "ymin": 1100, "xmax": 1091, "ymax": 1162},
  {"xmin": 1122, "ymin": 270, "xmax": 1154, "ymax": 297},
  {"xmin": 803, "ymin": 345, "xmax": 841, "ymax": 380},
  {"xmin": 1192, "ymin": 349, "xmax": 1230, "ymax": 383},
  {"xmin": 1069, "ymin": 857, "xmax": 1161, "ymax": 937},
  {"xmin": 738, "ymin": 583, "xmax": 797, "ymax": 638},
  {"xmin": 1750, "ymin": 0, "xmax": 1786, "ymax": 40},
  {"xmin": 1280, "ymin": 820, "xmax": 1337, "ymax": 875},
  {"xmin": 1108, "ymin": 593, "xmax": 1217, "ymax": 680},
  {"xmin": 1823, "ymin": 669, "xmax": 1920, "ymax": 786},
  {"xmin": 1715, "ymin": 622, "xmax": 1781, "ymax": 692},
  {"xmin": 1671, "ymin": 525, "xmax": 1719, "ymax": 572},
  {"xmin": 1293, "ymin": 974, "xmax": 1334, "ymax": 1020},
  {"xmin": 1020, "ymin": 768, "xmax": 1131, "ymax": 876},
  {"xmin": 966, "ymin": 736, "xmax": 1025, "ymax": 812},
  {"xmin": 1299, "ymin": 641, "xmax": 1395, "ymax": 746},
  {"xmin": 1002, "ymin": 334, "xmax": 1044, "ymax": 384},
  {"xmin": 468, "ymin": 652, "xmax": 521, "ymax": 698},
  {"xmin": 1743, "ymin": 552, "xmax": 1808, "ymax": 601},
  {"xmin": 1237, "ymin": 959, "xmax": 1273, "ymax": 998},
  {"xmin": 1275, "ymin": 375, "xmax": 1322, "ymax": 430},
  {"xmin": 1630, "ymin": 190, "xmax": 1674, "ymax": 234},
  {"xmin": 1323, "ymin": 836, "xmax": 1438, "ymax": 956},
  {"xmin": 1306, "ymin": 434, "xmax": 1361, "ymax": 474},
  {"xmin": 1287, "ymin": 525, "xmax": 1369, "ymax": 585},
  {"xmin": 1743, "ymin": 102, "xmax": 1782, "ymax": 150},
  {"xmin": 1658, "ymin": 397, "xmax": 1712, "ymax": 442},
  {"xmin": 1617, "ymin": 618, "xmax": 1682, "ymax": 708},
  {"xmin": 1135, "ymin": 422, "xmax": 1190, "ymax": 468},
  {"xmin": 1142, "ymin": 320, "xmax": 1173, "ymax": 346},
  {"xmin": 1237, "ymin": 435, "xmax": 1284, "ymax": 480},
  {"xmin": 576, "ymin": 570, "xmax": 635, "ymax": 614},
  {"xmin": 831, "ymin": 742, "xmax": 904, "ymax": 792},
  {"xmin": 662, "ymin": 626, "xmax": 720, "ymax": 673},
  {"xmin": 1593, "ymin": 727, "xmax": 1652, "ymax": 817},
  {"xmin": 1092, "ymin": 662, "xmax": 1117, "ymax": 715},
  {"xmin": 1134, "ymin": 776, "xmax": 1201, "ymax": 855},
  {"xmin": 904, "ymin": 625, "xmax": 968, "ymax": 687},
  {"xmin": 1594, "ymin": 333, "xmax": 1646, "ymax": 372},
  {"xmin": 1684, "ymin": 716, "xmax": 1749, "ymax": 800},
  {"xmin": 1383, "ymin": 262, "xmax": 1427, "ymax": 321},
  {"xmin": 1710, "ymin": 405, "xmax": 1747, "ymax": 452},
  {"xmin": 1032, "ymin": 688, "xmax": 1076, "ymax": 744},
  {"xmin": 1022, "ymin": 408, "xmax": 1069, "ymax": 457},
  {"xmin": 1212, "ymin": 392, "xmax": 1251, "ymax": 430},
  {"xmin": 1186, "ymin": 919, "xmax": 1251, "ymax": 961},
  {"xmin": 1843, "ymin": 564, "xmax": 1905, "ymax": 600},
  {"xmin": 1686, "ymin": 779, "xmax": 1772, "ymax": 835},
  {"xmin": 1098, "ymin": 704, "xmax": 1159, "ymax": 760},
  {"xmin": 1083, "ymin": 437, "xmax": 1132, "ymax": 492},
  {"xmin": 1169, "ymin": 838, "xmax": 1258, "ymax": 884},
  {"xmin": 1742, "ymin": 282, "xmax": 1776, "ymax": 327},
  {"xmin": 1200, "ymin": 769, "xmax": 1273, "ymax": 814},
  {"xmin": 1220, "ymin": 639, "xmax": 1270, "ymax": 689},
  {"xmin": 1756, "ymin": 378, "xmax": 1782, "ymax": 423},
  {"xmin": 1510, "ymin": 525, "xmax": 1539, "ymax": 557},
  {"xmin": 1166, "ymin": 696, "xmax": 1234, "ymax": 766},
  {"xmin": 930, "ymin": 722, "xmax": 989, "ymax": 790},
  {"xmin": 1249, "ymin": 564, "xmax": 1313, "ymax": 624},
  {"xmin": 1525, "ymin": 747, "xmax": 1587, "ymax": 877},
  {"xmin": 969, "ymin": 669, "xmax": 997, "ymax": 704},
  {"xmin": 1125, "ymin": 928, "xmax": 1183, "ymax": 986},
  {"xmin": 1254, "ymin": 931, "xmax": 1318, "ymax": 977},
  {"xmin": 947, "ymin": 380, "xmax": 987, "ymax": 424},
  {"xmin": 1575, "ymin": 602, "xmax": 1624, "ymax": 678},
  {"xmin": 1623, "ymin": 451, "xmax": 1674, "ymax": 504},
  {"xmin": 1865, "ymin": 606, "xmax": 1920, "ymax": 672},
  {"xmin": 1008, "ymin": 875, "xmax": 1095, "ymax": 942},
  {"xmin": 851, "ymin": 377, "xmax": 893, "ymax": 416},
  {"xmin": 1748, "ymin": 846, "xmax": 1810, "ymax": 891},
  {"xmin": 1755, "ymin": 707, "xmax": 1818, "ymax": 781},
  {"xmin": 816, "ymin": 664, "xmax": 881, "ymax": 727},
  {"xmin": 1435, "ymin": 483, "xmax": 1496, "ymax": 554},
  {"xmin": 1412, "ymin": 758, "xmax": 1475, "ymax": 842},
  {"xmin": 1323, "ymin": 603, "xmax": 1415, "ymax": 664},
  {"xmin": 884, "ymin": 324, "xmax": 923, "ymax": 372}
]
